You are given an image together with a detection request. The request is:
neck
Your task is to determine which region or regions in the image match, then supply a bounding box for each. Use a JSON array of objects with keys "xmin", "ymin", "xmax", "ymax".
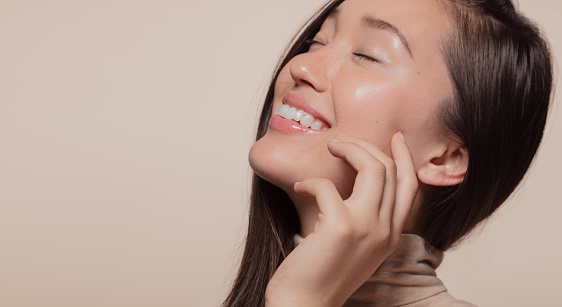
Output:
[{"xmin": 287, "ymin": 193, "xmax": 320, "ymax": 237}]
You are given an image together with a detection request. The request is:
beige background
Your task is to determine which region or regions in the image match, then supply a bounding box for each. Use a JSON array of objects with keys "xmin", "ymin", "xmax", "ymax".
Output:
[{"xmin": 0, "ymin": 1, "xmax": 560, "ymax": 306}]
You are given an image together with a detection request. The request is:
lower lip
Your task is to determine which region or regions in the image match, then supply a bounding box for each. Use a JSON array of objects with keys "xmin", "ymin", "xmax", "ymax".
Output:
[{"xmin": 269, "ymin": 116, "xmax": 328, "ymax": 135}]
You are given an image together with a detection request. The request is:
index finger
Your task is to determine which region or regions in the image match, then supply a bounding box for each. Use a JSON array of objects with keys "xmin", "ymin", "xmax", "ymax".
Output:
[{"xmin": 390, "ymin": 132, "xmax": 418, "ymax": 233}]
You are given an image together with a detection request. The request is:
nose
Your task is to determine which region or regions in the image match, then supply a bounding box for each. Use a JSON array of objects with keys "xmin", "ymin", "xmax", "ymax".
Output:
[{"xmin": 288, "ymin": 47, "xmax": 336, "ymax": 93}]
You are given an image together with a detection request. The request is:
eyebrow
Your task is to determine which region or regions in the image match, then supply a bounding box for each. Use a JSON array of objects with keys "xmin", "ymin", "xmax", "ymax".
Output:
[
  {"xmin": 326, "ymin": 8, "xmax": 413, "ymax": 58},
  {"xmin": 327, "ymin": 7, "xmax": 340, "ymax": 19},
  {"xmin": 360, "ymin": 15, "xmax": 413, "ymax": 58}
]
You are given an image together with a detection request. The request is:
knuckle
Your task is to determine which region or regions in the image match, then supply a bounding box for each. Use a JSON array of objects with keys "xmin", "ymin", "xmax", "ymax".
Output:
[
  {"xmin": 387, "ymin": 161, "xmax": 398, "ymax": 177},
  {"xmin": 364, "ymin": 163, "xmax": 387, "ymax": 177},
  {"xmin": 375, "ymin": 155, "xmax": 396, "ymax": 175},
  {"xmin": 377, "ymin": 227, "xmax": 392, "ymax": 243},
  {"xmin": 353, "ymin": 223, "xmax": 372, "ymax": 240},
  {"xmin": 332, "ymin": 222, "xmax": 354, "ymax": 240},
  {"xmin": 316, "ymin": 178, "xmax": 334, "ymax": 190}
]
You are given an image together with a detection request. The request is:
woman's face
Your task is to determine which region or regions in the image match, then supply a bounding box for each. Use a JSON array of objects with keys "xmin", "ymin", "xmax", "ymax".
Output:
[{"xmin": 249, "ymin": 0, "xmax": 455, "ymax": 197}]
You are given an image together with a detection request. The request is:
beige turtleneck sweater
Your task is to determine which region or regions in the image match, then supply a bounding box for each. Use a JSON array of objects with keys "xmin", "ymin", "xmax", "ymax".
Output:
[{"xmin": 294, "ymin": 234, "xmax": 477, "ymax": 307}]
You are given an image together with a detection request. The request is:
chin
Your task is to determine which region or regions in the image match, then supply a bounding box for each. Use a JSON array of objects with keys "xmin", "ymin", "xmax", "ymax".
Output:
[
  {"xmin": 248, "ymin": 133, "xmax": 357, "ymax": 199},
  {"xmin": 248, "ymin": 135, "xmax": 298, "ymax": 192}
]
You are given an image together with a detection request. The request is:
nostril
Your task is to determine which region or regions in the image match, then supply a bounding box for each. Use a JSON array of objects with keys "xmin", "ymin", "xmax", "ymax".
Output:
[{"xmin": 298, "ymin": 79, "xmax": 315, "ymax": 88}]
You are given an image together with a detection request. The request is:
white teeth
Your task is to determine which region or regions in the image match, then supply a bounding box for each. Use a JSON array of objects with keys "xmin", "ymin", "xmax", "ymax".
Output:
[
  {"xmin": 277, "ymin": 104, "xmax": 328, "ymax": 131},
  {"xmin": 277, "ymin": 104, "xmax": 290, "ymax": 117},
  {"xmin": 310, "ymin": 121, "xmax": 322, "ymax": 130},
  {"xmin": 294, "ymin": 110, "xmax": 305, "ymax": 121},
  {"xmin": 300, "ymin": 114, "xmax": 314, "ymax": 128},
  {"xmin": 285, "ymin": 107, "xmax": 297, "ymax": 120}
]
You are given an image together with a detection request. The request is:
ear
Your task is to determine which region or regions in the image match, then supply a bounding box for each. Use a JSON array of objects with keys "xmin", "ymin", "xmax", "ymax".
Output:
[{"xmin": 417, "ymin": 143, "xmax": 468, "ymax": 187}]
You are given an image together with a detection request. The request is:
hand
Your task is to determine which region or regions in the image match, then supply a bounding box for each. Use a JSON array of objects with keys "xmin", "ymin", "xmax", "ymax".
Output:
[{"xmin": 264, "ymin": 132, "xmax": 418, "ymax": 307}]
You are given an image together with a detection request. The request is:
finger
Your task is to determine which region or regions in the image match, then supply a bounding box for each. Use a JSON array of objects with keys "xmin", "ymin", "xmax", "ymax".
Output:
[
  {"xmin": 294, "ymin": 178, "xmax": 346, "ymax": 216},
  {"xmin": 332, "ymin": 134, "xmax": 397, "ymax": 219},
  {"xmin": 390, "ymin": 132, "xmax": 418, "ymax": 233},
  {"xmin": 327, "ymin": 138, "xmax": 386, "ymax": 214}
]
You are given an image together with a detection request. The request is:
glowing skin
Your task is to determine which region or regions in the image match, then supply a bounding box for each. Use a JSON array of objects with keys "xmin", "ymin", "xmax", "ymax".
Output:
[{"xmin": 249, "ymin": 0, "xmax": 458, "ymax": 235}]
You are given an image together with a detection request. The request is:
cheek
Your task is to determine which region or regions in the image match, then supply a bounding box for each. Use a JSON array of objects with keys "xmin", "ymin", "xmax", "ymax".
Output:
[
  {"xmin": 274, "ymin": 68, "xmax": 293, "ymax": 99},
  {"xmin": 352, "ymin": 81, "xmax": 386, "ymax": 101},
  {"xmin": 333, "ymin": 79, "xmax": 404, "ymax": 150},
  {"xmin": 333, "ymin": 75, "xmax": 444, "ymax": 155},
  {"xmin": 351, "ymin": 78, "xmax": 436, "ymax": 121}
]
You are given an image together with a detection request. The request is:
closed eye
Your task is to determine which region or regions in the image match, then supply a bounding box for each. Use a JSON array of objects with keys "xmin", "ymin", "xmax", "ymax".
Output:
[
  {"xmin": 353, "ymin": 52, "xmax": 379, "ymax": 63},
  {"xmin": 304, "ymin": 39, "xmax": 380, "ymax": 63},
  {"xmin": 304, "ymin": 39, "xmax": 325, "ymax": 48}
]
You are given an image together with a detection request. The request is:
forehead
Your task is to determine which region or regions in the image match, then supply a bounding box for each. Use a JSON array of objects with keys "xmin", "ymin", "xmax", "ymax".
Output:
[{"xmin": 331, "ymin": 0, "xmax": 455, "ymax": 57}]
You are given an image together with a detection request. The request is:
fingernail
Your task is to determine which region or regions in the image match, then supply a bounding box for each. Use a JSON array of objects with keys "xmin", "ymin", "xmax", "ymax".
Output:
[
  {"xmin": 294, "ymin": 182, "xmax": 301, "ymax": 188},
  {"xmin": 330, "ymin": 137, "xmax": 342, "ymax": 143},
  {"xmin": 397, "ymin": 131, "xmax": 405, "ymax": 142}
]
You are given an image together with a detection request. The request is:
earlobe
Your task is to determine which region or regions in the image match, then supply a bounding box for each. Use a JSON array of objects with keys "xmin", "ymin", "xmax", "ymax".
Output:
[{"xmin": 417, "ymin": 146, "xmax": 468, "ymax": 187}]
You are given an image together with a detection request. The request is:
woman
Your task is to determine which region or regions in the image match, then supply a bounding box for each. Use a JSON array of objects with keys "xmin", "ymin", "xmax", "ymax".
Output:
[{"xmin": 225, "ymin": 0, "xmax": 553, "ymax": 306}]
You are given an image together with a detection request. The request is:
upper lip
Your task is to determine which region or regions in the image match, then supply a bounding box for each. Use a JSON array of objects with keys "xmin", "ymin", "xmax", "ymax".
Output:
[{"xmin": 281, "ymin": 92, "xmax": 332, "ymax": 128}]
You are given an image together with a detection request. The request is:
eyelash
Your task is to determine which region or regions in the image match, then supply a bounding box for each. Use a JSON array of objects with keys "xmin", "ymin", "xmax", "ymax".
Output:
[
  {"xmin": 354, "ymin": 52, "xmax": 379, "ymax": 63},
  {"xmin": 303, "ymin": 39, "xmax": 379, "ymax": 63},
  {"xmin": 304, "ymin": 39, "xmax": 324, "ymax": 47}
]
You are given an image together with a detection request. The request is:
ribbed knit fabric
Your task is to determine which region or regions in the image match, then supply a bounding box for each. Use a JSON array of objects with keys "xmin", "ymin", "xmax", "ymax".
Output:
[{"xmin": 293, "ymin": 234, "xmax": 477, "ymax": 307}]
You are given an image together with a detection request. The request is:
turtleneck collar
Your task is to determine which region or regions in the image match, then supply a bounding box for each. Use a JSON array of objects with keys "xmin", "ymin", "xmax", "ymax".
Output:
[{"xmin": 293, "ymin": 233, "xmax": 448, "ymax": 307}]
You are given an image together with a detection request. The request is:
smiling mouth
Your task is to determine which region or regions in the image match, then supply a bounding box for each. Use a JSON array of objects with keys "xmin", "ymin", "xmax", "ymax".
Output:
[{"xmin": 277, "ymin": 104, "xmax": 330, "ymax": 131}]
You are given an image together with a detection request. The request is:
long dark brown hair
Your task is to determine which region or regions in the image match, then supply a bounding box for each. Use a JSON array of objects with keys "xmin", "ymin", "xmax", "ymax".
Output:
[{"xmin": 224, "ymin": 1, "xmax": 553, "ymax": 306}]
